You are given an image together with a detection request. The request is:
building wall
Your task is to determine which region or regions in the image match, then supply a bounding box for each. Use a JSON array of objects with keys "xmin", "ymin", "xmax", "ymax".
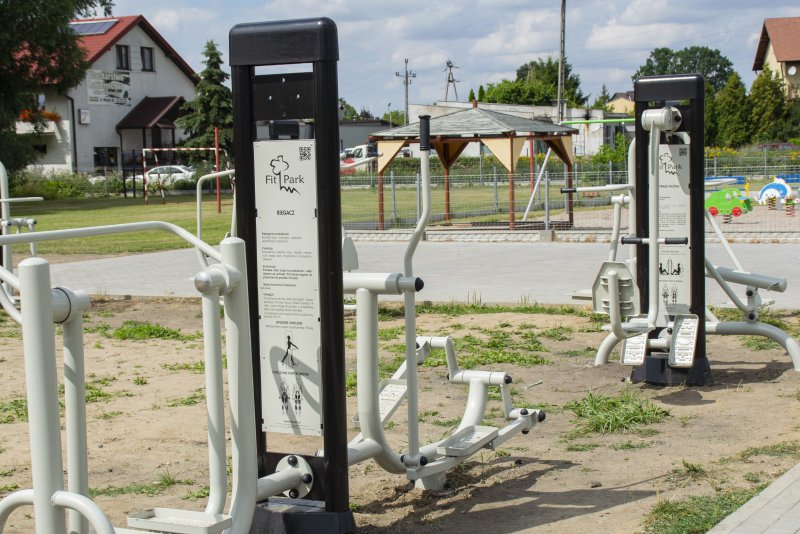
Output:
[
  {"xmin": 608, "ymin": 97, "xmax": 634, "ymax": 114},
  {"xmin": 762, "ymin": 41, "xmax": 800, "ymax": 99},
  {"xmin": 25, "ymin": 24, "xmax": 197, "ymax": 174}
]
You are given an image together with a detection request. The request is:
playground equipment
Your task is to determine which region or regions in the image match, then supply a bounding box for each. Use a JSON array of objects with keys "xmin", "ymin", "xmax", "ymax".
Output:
[
  {"xmin": 705, "ymin": 187, "xmax": 752, "ymax": 218},
  {"xmin": 758, "ymin": 177, "xmax": 792, "ymax": 205},
  {"xmin": 566, "ymin": 75, "xmax": 800, "ymax": 385},
  {"xmin": 344, "ymin": 115, "xmax": 544, "ymax": 491}
]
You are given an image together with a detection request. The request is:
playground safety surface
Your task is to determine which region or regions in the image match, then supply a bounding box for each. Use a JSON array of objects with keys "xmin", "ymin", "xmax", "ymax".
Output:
[{"xmin": 1, "ymin": 297, "xmax": 799, "ymax": 533}]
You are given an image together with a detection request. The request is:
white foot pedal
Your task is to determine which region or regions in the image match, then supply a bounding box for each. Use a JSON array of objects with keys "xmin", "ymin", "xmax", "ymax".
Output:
[
  {"xmin": 127, "ymin": 508, "xmax": 231, "ymax": 534},
  {"xmin": 436, "ymin": 425, "xmax": 499, "ymax": 457},
  {"xmin": 377, "ymin": 379, "xmax": 407, "ymax": 424},
  {"xmin": 621, "ymin": 333, "xmax": 648, "ymax": 365},
  {"xmin": 669, "ymin": 314, "xmax": 699, "ymax": 368}
]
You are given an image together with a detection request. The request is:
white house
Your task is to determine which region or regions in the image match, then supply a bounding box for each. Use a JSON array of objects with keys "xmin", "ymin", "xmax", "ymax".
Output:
[{"xmin": 16, "ymin": 15, "xmax": 198, "ymax": 174}]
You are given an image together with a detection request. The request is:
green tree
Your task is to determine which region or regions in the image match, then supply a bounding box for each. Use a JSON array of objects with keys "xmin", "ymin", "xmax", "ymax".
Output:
[
  {"xmin": 748, "ymin": 66, "xmax": 788, "ymax": 143},
  {"xmin": 591, "ymin": 84, "xmax": 612, "ymax": 110},
  {"xmin": 515, "ymin": 56, "xmax": 587, "ymax": 107},
  {"xmin": 338, "ymin": 98, "xmax": 358, "ymax": 121},
  {"xmin": 1, "ymin": 0, "xmax": 113, "ymax": 173},
  {"xmin": 381, "ymin": 110, "xmax": 405, "ymax": 127},
  {"xmin": 177, "ymin": 40, "xmax": 233, "ymax": 154},
  {"xmin": 633, "ymin": 46, "xmax": 734, "ymax": 92},
  {"xmin": 714, "ymin": 72, "xmax": 750, "ymax": 147},
  {"xmin": 592, "ymin": 132, "xmax": 630, "ymax": 164},
  {"xmin": 477, "ymin": 85, "xmax": 486, "ymax": 101},
  {"xmin": 704, "ymin": 80, "xmax": 718, "ymax": 147},
  {"xmin": 468, "ymin": 88, "xmax": 476, "ymax": 102}
]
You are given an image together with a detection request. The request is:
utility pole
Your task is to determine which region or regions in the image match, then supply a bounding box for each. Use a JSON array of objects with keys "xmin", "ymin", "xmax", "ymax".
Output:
[
  {"xmin": 444, "ymin": 60, "xmax": 460, "ymax": 101},
  {"xmin": 556, "ymin": 0, "xmax": 566, "ymax": 123},
  {"xmin": 396, "ymin": 58, "xmax": 416, "ymax": 125}
]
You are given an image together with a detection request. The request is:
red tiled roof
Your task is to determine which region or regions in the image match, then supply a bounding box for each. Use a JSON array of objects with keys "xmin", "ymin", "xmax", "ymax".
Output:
[
  {"xmin": 753, "ymin": 17, "xmax": 800, "ymax": 71},
  {"xmin": 72, "ymin": 15, "xmax": 198, "ymax": 83}
]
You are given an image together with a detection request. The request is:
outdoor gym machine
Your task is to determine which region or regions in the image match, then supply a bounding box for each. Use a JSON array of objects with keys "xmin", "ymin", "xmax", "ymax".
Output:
[
  {"xmin": 575, "ymin": 74, "xmax": 800, "ymax": 385},
  {"xmin": 344, "ymin": 116, "xmax": 545, "ymax": 491},
  {"xmin": 230, "ymin": 18, "xmax": 355, "ymax": 533},
  {"xmin": 0, "ymin": 222, "xmax": 261, "ymax": 534}
]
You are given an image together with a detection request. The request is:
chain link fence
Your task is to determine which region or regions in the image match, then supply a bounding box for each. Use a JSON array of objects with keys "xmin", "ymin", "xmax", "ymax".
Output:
[{"xmin": 342, "ymin": 152, "xmax": 800, "ymax": 235}]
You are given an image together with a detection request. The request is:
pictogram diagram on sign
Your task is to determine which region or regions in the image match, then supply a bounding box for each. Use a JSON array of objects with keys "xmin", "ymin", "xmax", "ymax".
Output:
[{"xmin": 280, "ymin": 334, "xmax": 299, "ymax": 368}]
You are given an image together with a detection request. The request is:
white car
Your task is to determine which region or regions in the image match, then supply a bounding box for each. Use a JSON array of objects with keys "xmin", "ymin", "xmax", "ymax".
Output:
[{"xmin": 133, "ymin": 165, "xmax": 195, "ymax": 186}]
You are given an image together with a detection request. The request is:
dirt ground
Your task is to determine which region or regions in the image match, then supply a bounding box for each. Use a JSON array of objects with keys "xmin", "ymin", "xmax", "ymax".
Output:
[{"xmin": 1, "ymin": 297, "xmax": 799, "ymax": 533}]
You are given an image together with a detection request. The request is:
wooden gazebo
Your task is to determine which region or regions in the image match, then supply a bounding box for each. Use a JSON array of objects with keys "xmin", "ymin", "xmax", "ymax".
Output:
[{"xmin": 368, "ymin": 106, "xmax": 578, "ymax": 229}]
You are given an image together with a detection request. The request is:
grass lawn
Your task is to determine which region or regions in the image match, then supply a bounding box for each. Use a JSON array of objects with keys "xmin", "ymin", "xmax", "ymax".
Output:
[
  {"xmin": 7, "ymin": 195, "xmax": 234, "ymax": 256},
  {"xmin": 3, "ymin": 180, "xmax": 583, "ymax": 256}
]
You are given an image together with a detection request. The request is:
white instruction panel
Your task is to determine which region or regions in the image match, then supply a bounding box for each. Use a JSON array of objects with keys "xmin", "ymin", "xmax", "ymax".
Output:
[
  {"xmin": 254, "ymin": 140, "xmax": 322, "ymax": 436},
  {"xmin": 657, "ymin": 143, "xmax": 692, "ymax": 323}
]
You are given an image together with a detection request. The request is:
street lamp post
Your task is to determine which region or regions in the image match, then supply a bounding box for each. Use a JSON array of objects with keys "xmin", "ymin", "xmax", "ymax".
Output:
[{"xmin": 387, "ymin": 103, "xmax": 392, "ymax": 128}]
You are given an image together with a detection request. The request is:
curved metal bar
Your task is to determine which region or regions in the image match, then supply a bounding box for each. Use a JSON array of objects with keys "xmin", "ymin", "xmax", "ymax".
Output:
[
  {"xmin": 51, "ymin": 491, "xmax": 114, "ymax": 534},
  {"xmin": 0, "ymin": 489, "xmax": 34, "ymax": 532},
  {"xmin": 0, "ymin": 221, "xmax": 221, "ymax": 262},
  {"xmin": 706, "ymin": 321, "xmax": 800, "ymax": 371}
]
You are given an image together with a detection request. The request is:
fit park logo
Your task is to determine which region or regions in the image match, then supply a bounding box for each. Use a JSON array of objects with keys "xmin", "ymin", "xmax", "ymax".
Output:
[{"xmin": 266, "ymin": 155, "xmax": 303, "ymax": 195}]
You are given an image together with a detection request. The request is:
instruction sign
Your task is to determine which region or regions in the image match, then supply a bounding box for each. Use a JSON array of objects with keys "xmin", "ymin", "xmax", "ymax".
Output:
[
  {"xmin": 254, "ymin": 140, "xmax": 322, "ymax": 436},
  {"xmin": 657, "ymin": 143, "xmax": 691, "ymax": 322}
]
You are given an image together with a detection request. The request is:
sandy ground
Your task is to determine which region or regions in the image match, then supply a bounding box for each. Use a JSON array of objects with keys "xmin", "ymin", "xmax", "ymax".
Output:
[{"xmin": 0, "ymin": 297, "xmax": 799, "ymax": 533}]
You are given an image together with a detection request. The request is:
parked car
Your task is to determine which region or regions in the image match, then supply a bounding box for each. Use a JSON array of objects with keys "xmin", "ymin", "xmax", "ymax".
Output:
[{"xmin": 132, "ymin": 165, "xmax": 195, "ymax": 186}]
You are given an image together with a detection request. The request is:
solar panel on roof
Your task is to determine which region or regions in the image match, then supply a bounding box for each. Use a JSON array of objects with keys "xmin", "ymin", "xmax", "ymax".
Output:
[{"xmin": 70, "ymin": 19, "xmax": 117, "ymax": 35}]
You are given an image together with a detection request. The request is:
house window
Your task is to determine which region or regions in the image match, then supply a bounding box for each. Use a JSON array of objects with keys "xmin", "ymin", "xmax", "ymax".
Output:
[
  {"xmin": 116, "ymin": 44, "xmax": 130, "ymax": 70},
  {"xmin": 93, "ymin": 147, "xmax": 119, "ymax": 167},
  {"xmin": 141, "ymin": 47, "xmax": 154, "ymax": 71}
]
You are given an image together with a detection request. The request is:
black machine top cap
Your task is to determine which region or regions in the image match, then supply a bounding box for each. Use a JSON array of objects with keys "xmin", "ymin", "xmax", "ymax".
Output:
[{"xmin": 229, "ymin": 17, "xmax": 338, "ymax": 66}]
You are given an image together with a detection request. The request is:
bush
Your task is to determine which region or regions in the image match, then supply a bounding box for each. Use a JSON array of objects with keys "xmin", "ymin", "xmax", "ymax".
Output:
[{"xmin": 11, "ymin": 171, "xmax": 93, "ymax": 200}]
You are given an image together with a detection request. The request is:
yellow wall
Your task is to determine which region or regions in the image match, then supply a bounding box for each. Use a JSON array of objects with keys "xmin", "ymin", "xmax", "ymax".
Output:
[{"xmin": 608, "ymin": 97, "xmax": 634, "ymax": 114}]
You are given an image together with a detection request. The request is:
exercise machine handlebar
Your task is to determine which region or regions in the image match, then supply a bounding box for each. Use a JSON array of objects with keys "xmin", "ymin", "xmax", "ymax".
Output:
[
  {"xmin": 620, "ymin": 237, "xmax": 688, "ymax": 245},
  {"xmin": 560, "ymin": 184, "xmax": 633, "ymax": 195}
]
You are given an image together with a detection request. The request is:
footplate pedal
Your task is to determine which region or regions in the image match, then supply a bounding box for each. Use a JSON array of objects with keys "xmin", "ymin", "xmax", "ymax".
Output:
[
  {"xmin": 127, "ymin": 508, "xmax": 231, "ymax": 533},
  {"xmin": 669, "ymin": 314, "xmax": 699, "ymax": 368},
  {"xmin": 621, "ymin": 332, "xmax": 648, "ymax": 365},
  {"xmin": 436, "ymin": 425, "xmax": 498, "ymax": 457}
]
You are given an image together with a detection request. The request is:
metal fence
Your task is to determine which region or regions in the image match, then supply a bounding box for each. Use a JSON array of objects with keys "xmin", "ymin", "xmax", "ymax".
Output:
[{"xmin": 342, "ymin": 157, "xmax": 800, "ymax": 234}]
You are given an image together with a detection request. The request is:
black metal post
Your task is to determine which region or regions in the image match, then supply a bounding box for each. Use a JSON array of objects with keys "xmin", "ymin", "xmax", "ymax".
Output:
[
  {"xmin": 230, "ymin": 17, "xmax": 354, "ymax": 532},
  {"xmin": 633, "ymin": 74, "xmax": 709, "ymax": 386}
]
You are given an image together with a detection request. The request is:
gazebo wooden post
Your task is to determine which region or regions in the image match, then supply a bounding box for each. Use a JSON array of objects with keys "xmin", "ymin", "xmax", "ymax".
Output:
[
  {"xmin": 444, "ymin": 166, "xmax": 451, "ymax": 224},
  {"xmin": 377, "ymin": 171, "xmax": 385, "ymax": 230}
]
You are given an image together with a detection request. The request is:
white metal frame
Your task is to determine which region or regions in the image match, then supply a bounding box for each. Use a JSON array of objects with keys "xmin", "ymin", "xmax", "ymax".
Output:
[
  {"xmin": 342, "ymin": 131, "xmax": 543, "ymax": 491},
  {"xmin": 581, "ymin": 110, "xmax": 800, "ymax": 371},
  {"xmin": 0, "ymin": 221, "xmax": 314, "ymax": 534}
]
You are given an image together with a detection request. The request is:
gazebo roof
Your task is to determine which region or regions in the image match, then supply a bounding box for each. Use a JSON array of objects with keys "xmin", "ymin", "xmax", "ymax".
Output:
[
  {"xmin": 371, "ymin": 107, "xmax": 576, "ymax": 139},
  {"xmin": 368, "ymin": 107, "xmax": 577, "ymax": 175}
]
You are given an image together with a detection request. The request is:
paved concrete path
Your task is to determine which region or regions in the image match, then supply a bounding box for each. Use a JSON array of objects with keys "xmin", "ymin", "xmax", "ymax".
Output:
[
  {"xmin": 708, "ymin": 462, "xmax": 800, "ymax": 533},
  {"xmin": 48, "ymin": 241, "xmax": 800, "ymax": 309}
]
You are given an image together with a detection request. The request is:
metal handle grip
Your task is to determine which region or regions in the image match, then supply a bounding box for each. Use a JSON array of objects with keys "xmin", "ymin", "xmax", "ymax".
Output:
[
  {"xmin": 560, "ymin": 187, "xmax": 576, "ymax": 194},
  {"xmin": 665, "ymin": 237, "xmax": 689, "ymax": 245},
  {"xmin": 620, "ymin": 237, "xmax": 642, "ymax": 245}
]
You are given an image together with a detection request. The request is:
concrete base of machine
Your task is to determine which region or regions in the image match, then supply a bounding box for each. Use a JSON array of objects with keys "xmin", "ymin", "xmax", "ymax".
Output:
[
  {"xmin": 630, "ymin": 353, "xmax": 711, "ymax": 386},
  {"xmin": 251, "ymin": 498, "xmax": 356, "ymax": 534}
]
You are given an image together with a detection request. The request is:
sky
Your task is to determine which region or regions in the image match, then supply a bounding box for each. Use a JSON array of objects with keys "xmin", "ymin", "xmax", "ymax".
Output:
[{"xmin": 109, "ymin": 0, "xmax": 800, "ymax": 118}]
